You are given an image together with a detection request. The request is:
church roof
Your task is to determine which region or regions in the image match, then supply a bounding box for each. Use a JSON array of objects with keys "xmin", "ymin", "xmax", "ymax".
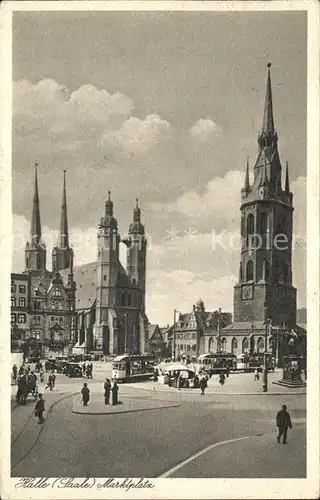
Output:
[
  {"xmin": 222, "ymin": 321, "xmax": 265, "ymax": 332},
  {"xmin": 60, "ymin": 260, "xmax": 136, "ymax": 311},
  {"xmin": 61, "ymin": 262, "xmax": 97, "ymax": 310}
]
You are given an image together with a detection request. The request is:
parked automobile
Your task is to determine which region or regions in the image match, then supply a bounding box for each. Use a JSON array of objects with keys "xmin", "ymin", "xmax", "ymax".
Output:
[{"xmin": 65, "ymin": 362, "xmax": 83, "ymax": 378}]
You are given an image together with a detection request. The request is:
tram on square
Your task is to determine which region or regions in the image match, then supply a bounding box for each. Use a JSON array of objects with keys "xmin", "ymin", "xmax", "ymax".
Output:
[
  {"xmin": 112, "ymin": 354, "xmax": 156, "ymax": 382},
  {"xmin": 197, "ymin": 353, "xmax": 237, "ymax": 375}
]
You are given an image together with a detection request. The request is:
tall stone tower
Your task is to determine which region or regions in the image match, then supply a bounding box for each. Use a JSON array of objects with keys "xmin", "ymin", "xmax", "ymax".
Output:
[
  {"xmin": 126, "ymin": 199, "xmax": 147, "ymax": 312},
  {"xmin": 234, "ymin": 63, "xmax": 296, "ymax": 329},
  {"xmin": 25, "ymin": 164, "xmax": 47, "ymax": 271},
  {"xmin": 52, "ymin": 170, "xmax": 74, "ymax": 274},
  {"xmin": 93, "ymin": 191, "xmax": 120, "ymax": 352}
]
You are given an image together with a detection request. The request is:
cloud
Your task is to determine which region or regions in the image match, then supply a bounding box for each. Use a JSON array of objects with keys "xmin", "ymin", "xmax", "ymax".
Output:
[
  {"xmin": 189, "ymin": 118, "xmax": 222, "ymax": 142},
  {"xmin": 100, "ymin": 114, "xmax": 172, "ymax": 156}
]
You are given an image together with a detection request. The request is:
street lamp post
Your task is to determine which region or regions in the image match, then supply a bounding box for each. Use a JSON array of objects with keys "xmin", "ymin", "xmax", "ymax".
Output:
[
  {"xmin": 216, "ymin": 308, "xmax": 221, "ymax": 354},
  {"xmin": 262, "ymin": 299, "xmax": 269, "ymax": 393},
  {"xmin": 173, "ymin": 309, "xmax": 178, "ymax": 361}
]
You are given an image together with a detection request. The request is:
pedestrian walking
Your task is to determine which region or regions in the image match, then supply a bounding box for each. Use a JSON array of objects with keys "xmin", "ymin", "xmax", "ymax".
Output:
[
  {"xmin": 82, "ymin": 363, "xmax": 86, "ymax": 376},
  {"xmin": 34, "ymin": 393, "xmax": 45, "ymax": 424},
  {"xmin": 104, "ymin": 378, "xmax": 111, "ymax": 405},
  {"xmin": 89, "ymin": 363, "xmax": 93, "ymax": 379},
  {"xmin": 254, "ymin": 368, "xmax": 259, "ymax": 381},
  {"xmin": 276, "ymin": 404, "xmax": 292, "ymax": 444},
  {"xmin": 226, "ymin": 366, "xmax": 230, "ymax": 378},
  {"xmin": 219, "ymin": 371, "xmax": 225, "ymax": 386},
  {"xmin": 45, "ymin": 372, "xmax": 54, "ymax": 391},
  {"xmin": 52, "ymin": 372, "xmax": 56, "ymax": 388},
  {"xmin": 81, "ymin": 383, "xmax": 90, "ymax": 406},
  {"xmin": 199, "ymin": 376, "xmax": 207, "ymax": 396},
  {"xmin": 111, "ymin": 381, "xmax": 119, "ymax": 406},
  {"xmin": 39, "ymin": 369, "xmax": 44, "ymax": 383}
]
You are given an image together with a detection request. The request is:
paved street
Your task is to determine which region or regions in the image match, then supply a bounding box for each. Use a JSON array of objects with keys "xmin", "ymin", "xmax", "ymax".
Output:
[{"xmin": 11, "ymin": 368, "xmax": 306, "ymax": 478}]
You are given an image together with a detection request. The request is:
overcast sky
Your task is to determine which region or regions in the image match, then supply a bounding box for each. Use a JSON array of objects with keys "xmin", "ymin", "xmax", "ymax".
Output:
[{"xmin": 12, "ymin": 10, "xmax": 307, "ymax": 325}]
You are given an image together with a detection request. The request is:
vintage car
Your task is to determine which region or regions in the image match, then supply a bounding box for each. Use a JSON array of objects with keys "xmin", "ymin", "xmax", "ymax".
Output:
[{"xmin": 65, "ymin": 362, "xmax": 83, "ymax": 378}]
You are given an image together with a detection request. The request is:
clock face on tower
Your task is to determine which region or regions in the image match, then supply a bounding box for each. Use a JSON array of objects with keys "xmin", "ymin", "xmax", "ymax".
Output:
[{"xmin": 241, "ymin": 285, "xmax": 253, "ymax": 300}]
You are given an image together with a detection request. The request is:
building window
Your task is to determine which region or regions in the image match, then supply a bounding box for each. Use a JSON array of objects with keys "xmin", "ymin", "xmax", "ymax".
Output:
[
  {"xmin": 53, "ymin": 287, "xmax": 62, "ymax": 297},
  {"xmin": 18, "ymin": 297, "xmax": 26, "ymax": 307},
  {"xmin": 247, "ymin": 214, "xmax": 254, "ymax": 235},
  {"xmin": 208, "ymin": 337, "xmax": 214, "ymax": 352},
  {"xmin": 18, "ymin": 313, "xmax": 26, "ymax": 323},
  {"xmin": 59, "ymin": 317, "xmax": 63, "ymax": 325},
  {"xmin": 11, "ymin": 313, "xmax": 16, "ymax": 323},
  {"xmin": 220, "ymin": 337, "xmax": 227, "ymax": 352},
  {"xmin": 128, "ymin": 294, "xmax": 131, "ymax": 306},
  {"xmin": 242, "ymin": 337, "xmax": 249, "ymax": 353},
  {"xmin": 246, "ymin": 261, "xmax": 253, "ymax": 281},
  {"xmin": 33, "ymin": 316, "xmax": 41, "ymax": 325},
  {"xmin": 104, "ymin": 274, "xmax": 107, "ymax": 281},
  {"xmin": 11, "ymin": 297, "xmax": 16, "ymax": 307},
  {"xmin": 121, "ymin": 293, "xmax": 125, "ymax": 306},
  {"xmin": 11, "ymin": 283, "xmax": 16, "ymax": 293},
  {"xmin": 257, "ymin": 337, "xmax": 264, "ymax": 354},
  {"xmin": 231, "ymin": 337, "xmax": 238, "ymax": 355},
  {"xmin": 19, "ymin": 285, "xmax": 26, "ymax": 294}
]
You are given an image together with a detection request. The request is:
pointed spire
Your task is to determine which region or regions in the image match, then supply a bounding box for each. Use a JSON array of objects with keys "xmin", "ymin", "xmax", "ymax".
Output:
[
  {"xmin": 285, "ymin": 161, "xmax": 290, "ymax": 193},
  {"xmin": 244, "ymin": 157, "xmax": 250, "ymax": 190},
  {"xmin": 105, "ymin": 190, "xmax": 113, "ymax": 216},
  {"xmin": 58, "ymin": 170, "xmax": 69, "ymax": 249},
  {"xmin": 133, "ymin": 197, "xmax": 141, "ymax": 222},
  {"xmin": 30, "ymin": 163, "xmax": 42, "ymax": 244},
  {"xmin": 262, "ymin": 63, "xmax": 275, "ymax": 136}
]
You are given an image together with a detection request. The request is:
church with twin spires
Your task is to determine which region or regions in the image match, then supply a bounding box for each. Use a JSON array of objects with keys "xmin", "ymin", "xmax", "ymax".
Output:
[{"xmin": 61, "ymin": 193, "xmax": 149, "ymax": 355}]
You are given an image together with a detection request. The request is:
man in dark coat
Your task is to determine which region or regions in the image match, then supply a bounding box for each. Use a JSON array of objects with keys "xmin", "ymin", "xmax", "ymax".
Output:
[
  {"xmin": 34, "ymin": 393, "xmax": 45, "ymax": 424},
  {"xmin": 81, "ymin": 383, "xmax": 90, "ymax": 406},
  {"xmin": 104, "ymin": 378, "xmax": 111, "ymax": 405},
  {"xmin": 276, "ymin": 404, "xmax": 292, "ymax": 444},
  {"xmin": 111, "ymin": 381, "xmax": 119, "ymax": 406}
]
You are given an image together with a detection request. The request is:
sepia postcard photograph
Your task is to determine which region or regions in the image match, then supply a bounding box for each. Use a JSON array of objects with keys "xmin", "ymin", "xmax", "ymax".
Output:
[{"xmin": 0, "ymin": 1, "xmax": 319, "ymax": 499}]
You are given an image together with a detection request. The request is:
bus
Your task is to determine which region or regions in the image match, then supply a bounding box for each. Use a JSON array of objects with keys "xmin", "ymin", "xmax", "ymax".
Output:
[
  {"xmin": 197, "ymin": 353, "xmax": 237, "ymax": 375},
  {"xmin": 112, "ymin": 354, "xmax": 156, "ymax": 382}
]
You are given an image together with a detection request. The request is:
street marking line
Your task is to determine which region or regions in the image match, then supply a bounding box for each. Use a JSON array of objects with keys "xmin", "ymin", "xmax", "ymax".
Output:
[{"xmin": 159, "ymin": 436, "xmax": 254, "ymax": 478}]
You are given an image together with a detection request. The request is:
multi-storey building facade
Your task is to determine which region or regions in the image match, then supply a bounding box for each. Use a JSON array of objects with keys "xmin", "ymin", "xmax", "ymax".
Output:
[
  {"xmin": 172, "ymin": 300, "xmax": 232, "ymax": 361},
  {"xmin": 221, "ymin": 64, "xmax": 306, "ymax": 362},
  {"xmin": 11, "ymin": 168, "xmax": 76, "ymax": 358},
  {"xmin": 11, "ymin": 273, "xmax": 30, "ymax": 349}
]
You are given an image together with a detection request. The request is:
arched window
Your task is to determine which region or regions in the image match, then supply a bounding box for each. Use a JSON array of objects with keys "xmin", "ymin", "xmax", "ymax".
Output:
[
  {"xmin": 257, "ymin": 337, "xmax": 264, "ymax": 354},
  {"xmin": 242, "ymin": 337, "xmax": 249, "ymax": 353},
  {"xmin": 221, "ymin": 337, "xmax": 227, "ymax": 352},
  {"xmin": 247, "ymin": 214, "xmax": 254, "ymax": 235},
  {"xmin": 231, "ymin": 337, "xmax": 238, "ymax": 354},
  {"xmin": 259, "ymin": 213, "xmax": 268, "ymax": 234},
  {"xmin": 208, "ymin": 337, "xmax": 214, "ymax": 352},
  {"xmin": 246, "ymin": 260, "xmax": 254, "ymax": 281},
  {"xmin": 239, "ymin": 262, "xmax": 243, "ymax": 281}
]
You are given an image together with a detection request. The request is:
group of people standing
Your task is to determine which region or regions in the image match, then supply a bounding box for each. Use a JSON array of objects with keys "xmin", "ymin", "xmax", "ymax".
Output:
[
  {"xmin": 80, "ymin": 378, "xmax": 119, "ymax": 407},
  {"xmin": 82, "ymin": 362, "xmax": 93, "ymax": 379}
]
